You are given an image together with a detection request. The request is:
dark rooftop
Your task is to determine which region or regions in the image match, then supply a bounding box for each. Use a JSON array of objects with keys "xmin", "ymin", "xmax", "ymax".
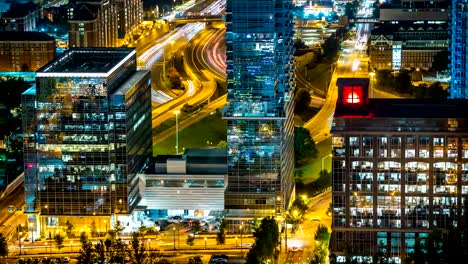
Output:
[
  {"xmin": 371, "ymin": 22, "xmax": 449, "ymax": 39},
  {"xmin": 334, "ymin": 98, "xmax": 468, "ymax": 119},
  {"xmin": 0, "ymin": 31, "xmax": 54, "ymax": 42},
  {"xmin": 2, "ymin": 1, "xmax": 37, "ymax": 18},
  {"xmin": 37, "ymin": 48, "xmax": 135, "ymax": 74},
  {"xmin": 70, "ymin": 3, "xmax": 99, "ymax": 21},
  {"xmin": 183, "ymin": 148, "xmax": 227, "ymax": 158}
]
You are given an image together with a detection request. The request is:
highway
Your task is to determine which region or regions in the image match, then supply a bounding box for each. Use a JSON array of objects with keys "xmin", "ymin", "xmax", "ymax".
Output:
[
  {"xmin": 0, "ymin": 181, "xmax": 26, "ymax": 241},
  {"xmin": 151, "ymin": 26, "xmax": 225, "ymax": 130}
]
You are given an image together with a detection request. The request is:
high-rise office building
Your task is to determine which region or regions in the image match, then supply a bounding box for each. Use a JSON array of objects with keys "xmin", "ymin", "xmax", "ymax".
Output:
[
  {"xmin": 330, "ymin": 78, "xmax": 468, "ymax": 263},
  {"xmin": 450, "ymin": 0, "xmax": 468, "ymax": 98},
  {"xmin": 114, "ymin": 0, "xmax": 143, "ymax": 39},
  {"xmin": 223, "ymin": 0, "xmax": 296, "ymax": 230},
  {"xmin": 68, "ymin": 0, "xmax": 119, "ymax": 48},
  {"xmin": 22, "ymin": 48, "xmax": 152, "ymax": 238}
]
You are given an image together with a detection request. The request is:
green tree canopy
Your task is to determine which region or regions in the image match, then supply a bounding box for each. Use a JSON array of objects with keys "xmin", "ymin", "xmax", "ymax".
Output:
[
  {"xmin": 294, "ymin": 126, "xmax": 318, "ymax": 166},
  {"xmin": 54, "ymin": 234, "xmax": 65, "ymax": 251},
  {"xmin": 246, "ymin": 217, "xmax": 279, "ymax": 263},
  {"xmin": 216, "ymin": 219, "xmax": 227, "ymax": 245},
  {"xmin": 294, "ymin": 88, "xmax": 312, "ymax": 115},
  {"xmin": 130, "ymin": 232, "xmax": 147, "ymax": 264},
  {"xmin": 322, "ymin": 37, "xmax": 340, "ymax": 60},
  {"xmin": 431, "ymin": 50, "xmax": 449, "ymax": 72}
]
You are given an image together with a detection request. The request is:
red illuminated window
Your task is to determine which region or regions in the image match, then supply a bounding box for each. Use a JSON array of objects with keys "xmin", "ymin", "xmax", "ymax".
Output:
[{"xmin": 343, "ymin": 86, "xmax": 363, "ymax": 104}]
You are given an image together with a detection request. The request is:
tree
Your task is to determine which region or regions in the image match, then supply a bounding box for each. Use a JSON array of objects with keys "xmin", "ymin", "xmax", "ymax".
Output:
[
  {"xmin": 113, "ymin": 221, "xmax": 125, "ymax": 238},
  {"xmin": 322, "ymin": 37, "xmax": 340, "ymax": 60},
  {"xmin": 109, "ymin": 239, "xmax": 128, "ymax": 263},
  {"xmin": 291, "ymin": 195, "xmax": 308, "ymax": 215},
  {"xmin": 21, "ymin": 63, "xmax": 30, "ymax": 72},
  {"xmin": 167, "ymin": 67, "xmax": 182, "ymax": 89},
  {"xmin": 94, "ymin": 240, "xmax": 106, "ymax": 264},
  {"xmin": 191, "ymin": 220, "xmax": 203, "ymax": 234},
  {"xmin": 294, "ymin": 127, "xmax": 318, "ymax": 166},
  {"xmin": 77, "ymin": 234, "xmax": 97, "ymax": 264},
  {"xmin": 344, "ymin": 0, "xmax": 359, "ymax": 19},
  {"xmin": 372, "ymin": 0, "xmax": 380, "ymax": 18},
  {"xmin": 431, "ymin": 50, "xmax": 449, "ymax": 72},
  {"xmin": 314, "ymin": 225, "xmax": 331, "ymax": 262},
  {"xmin": 376, "ymin": 70, "xmax": 394, "ymax": 91},
  {"xmin": 246, "ymin": 217, "xmax": 279, "ymax": 263},
  {"xmin": 65, "ymin": 220, "xmax": 74, "ymax": 238},
  {"xmin": 90, "ymin": 221, "xmax": 98, "ymax": 237},
  {"xmin": 246, "ymin": 247, "xmax": 261, "ymax": 264},
  {"xmin": 216, "ymin": 219, "xmax": 227, "ymax": 245},
  {"xmin": 426, "ymin": 82, "xmax": 448, "ymax": 98},
  {"xmin": 79, "ymin": 232, "xmax": 88, "ymax": 245},
  {"xmin": 104, "ymin": 238, "xmax": 114, "ymax": 260},
  {"xmin": 0, "ymin": 233, "xmax": 8, "ymax": 258},
  {"xmin": 217, "ymin": 140, "xmax": 227, "ymax": 149},
  {"xmin": 0, "ymin": 77, "xmax": 31, "ymax": 110},
  {"xmin": 54, "ymin": 234, "xmax": 65, "ymax": 251},
  {"xmin": 294, "ymin": 88, "xmax": 311, "ymax": 114},
  {"xmin": 130, "ymin": 232, "xmax": 147, "ymax": 264},
  {"xmin": 186, "ymin": 235, "xmax": 195, "ymax": 246},
  {"xmin": 315, "ymin": 225, "xmax": 330, "ymax": 242},
  {"xmin": 294, "ymin": 38, "xmax": 308, "ymax": 50},
  {"xmin": 394, "ymin": 71, "xmax": 412, "ymax": 94}
]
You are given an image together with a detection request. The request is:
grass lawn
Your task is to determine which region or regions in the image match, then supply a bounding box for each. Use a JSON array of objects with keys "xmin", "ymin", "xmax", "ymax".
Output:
[
  {"xmin": 153, "ymin": 111, "xmax": 227, "ymax": 155},
  {"xmin": 296, "ymin": 137, "xmax": 332, "ymax": 185}
]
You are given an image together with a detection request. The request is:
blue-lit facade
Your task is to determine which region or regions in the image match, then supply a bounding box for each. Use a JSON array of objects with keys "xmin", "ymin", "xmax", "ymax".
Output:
[
  {"xmin": 450, "ymin": 0, "xmax": 468, "ymax": 98},
  {"xmin": 223, "ymin": 0, "xmax": 296, "ymax": 228},
  {"xmin": 22, "ymin": 48, "xmax": 152, "ymax": 237}
]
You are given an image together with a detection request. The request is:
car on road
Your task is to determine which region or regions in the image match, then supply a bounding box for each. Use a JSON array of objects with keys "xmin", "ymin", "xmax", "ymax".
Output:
[{"xmin": 290, "ymin": 246, "xmax": 303, "ymax": 252}]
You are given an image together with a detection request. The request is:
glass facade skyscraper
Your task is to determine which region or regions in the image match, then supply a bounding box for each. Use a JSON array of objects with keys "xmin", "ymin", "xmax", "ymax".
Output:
[
  {"xmin": 223, "ymin": 0, "xmax": 296, "ymax": 228},
  {"xmin": 451, "ymin": 0, "xmax": 468, "ymax": 98},
  {"xmin": 22, "ymin": 48, "xmax": 152, "ymax": 237}
]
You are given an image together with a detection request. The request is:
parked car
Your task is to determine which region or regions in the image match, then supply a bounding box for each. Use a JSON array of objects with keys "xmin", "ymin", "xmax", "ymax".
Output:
[{"xmin": 168, "ymin": 215, "xmax": 183, "ymax": 223}]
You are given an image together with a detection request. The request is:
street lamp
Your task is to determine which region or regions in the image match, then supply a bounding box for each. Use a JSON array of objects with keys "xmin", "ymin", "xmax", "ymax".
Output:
[
  {"xmin": 172, "ymin": 227, "xmax": 176, "ymax": 250},
  {"xmin": 321, "ymin": 154, "xmax": 332, "ymax": 172},
  {"xmin": 174, "ymin": 110, "xmax": 180, "ymax": 154},
  {"xmin": 239, "ymin": 223, "xmax": 243, "ymax": 253},
  {"xmin": 204, "ymin": 237, "xmax": 207, "ymax": 250},
  {"xmin": 19, "ymin": 231, "xmax": 23, "ymax": 255},
  {"xmin": 70, "ymin": 240, "xmax": 73, "ymax": 253},
  {"xmin": 147, "ymin": 239, "xmax": 151, "ymax": 252},
  {"xmin": 45, "ymin": 242, "xmax": 48, "ymax": 254},
  {"xmin": 104, "ymin": 219, "xmax": 108, "ymax": 234},
  {"xmin": 369, "ymin": 71, "xmax": 375, "ymax": 98},
  {"xmin": 235, "ymin": 237, "xmax": 238, "ymax": 248}
]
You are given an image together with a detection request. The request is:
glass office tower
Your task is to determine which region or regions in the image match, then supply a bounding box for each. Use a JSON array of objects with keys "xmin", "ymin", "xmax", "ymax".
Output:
[
  {"xmin": 223, "ymin": 0, "xmax": 296, "ymax": 229},
  {"xmin": 330, "ymin": 78, "xmax": 468, "ymax": 263},
  {"xmin": 451, "ymin": 0, "xmax": 468, "ymax": 98},
  {"xmin": 22, "ymin": 48, "xmax": 152, "ymax": 238}
]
